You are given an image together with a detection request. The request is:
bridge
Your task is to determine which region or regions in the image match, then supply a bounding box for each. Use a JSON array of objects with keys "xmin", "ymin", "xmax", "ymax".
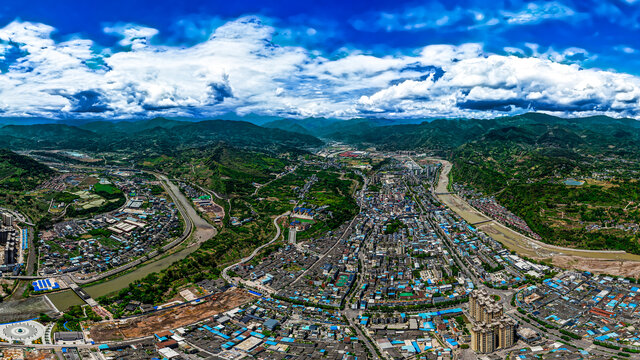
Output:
[
  {"xmin": 470, "ymin": 219, "xmax": 494, "ymax": 226},
  {"xmin": 68, "ymin": 283, "xmax": 98, "ymax": 307}
]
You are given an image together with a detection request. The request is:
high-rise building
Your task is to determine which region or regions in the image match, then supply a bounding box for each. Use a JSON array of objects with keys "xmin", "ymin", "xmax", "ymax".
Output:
[
  {"xmin": 495, "ymin": 317, "xmax": 517, "ymax": 349},
  {"xmin": 469, "ymin": 290, "xmax": 477, "ymax": 315},
  {"xmin": 288, "ymin": 227, "xmax": 297, "ymax": 244},
  {"xmin": 1, "ymin": 213, "xmax": 12, "ymax": 227},
  {"xmin": 469, "ymin": 290, "xmax": 517, "ymax": 353},
  {"xmin": 0, "ymin": 228, "xmax": 10, "ymax": 246},
  {"xmin": 4, "ymin": 248, "xmax": 15, "ymax": 265},
  {"xmin": 471, "ymin": 324, "xmax": 495, "ymax": 353}
]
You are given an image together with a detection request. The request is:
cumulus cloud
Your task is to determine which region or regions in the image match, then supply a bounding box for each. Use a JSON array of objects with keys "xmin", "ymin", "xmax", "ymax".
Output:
[
  {"xmin": 358, "ymin": 52, "xmax": 640, "ymax": 118},
  {"xmin": 104, "ymin": 23, "xmax": 159, "ymax": 48},
  {"xmin": 0, "ymin": 17, "xmax": 640, "ymax": 120}
]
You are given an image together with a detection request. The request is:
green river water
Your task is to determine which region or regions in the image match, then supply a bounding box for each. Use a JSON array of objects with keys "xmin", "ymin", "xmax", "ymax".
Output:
[{"xmin": 47, "ymin": 244, "xmax": 200, "ymax": 311}]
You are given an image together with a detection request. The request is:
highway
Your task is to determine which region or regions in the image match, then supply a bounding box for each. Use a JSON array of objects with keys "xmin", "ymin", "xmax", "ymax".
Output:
[
  {"xmin": 70, "ymin": 173, "xmax": 216, "ymax": 285},
  {"xmin": 158, "ymin": 174, "xmax": 217, "ymax": 246}
]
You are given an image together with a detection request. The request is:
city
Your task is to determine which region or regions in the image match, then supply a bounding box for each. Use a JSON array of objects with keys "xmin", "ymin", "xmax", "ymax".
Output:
[
  {"xmin": 0, "ymin": 148, "xmax": 638, "ymax": 359},
  {"xmin": 2, "ymin": 1, "xmax": 640, "ymax": 359}
]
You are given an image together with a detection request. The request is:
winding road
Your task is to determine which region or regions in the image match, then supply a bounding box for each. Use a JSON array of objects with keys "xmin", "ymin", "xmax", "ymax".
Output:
[
  {"xmin": 221, "ymin": 212, "xmax": 288, "ymax": 289},
  {"xmin": 69, "ymin": 173, "xmax": 217, "ymax": 284}
]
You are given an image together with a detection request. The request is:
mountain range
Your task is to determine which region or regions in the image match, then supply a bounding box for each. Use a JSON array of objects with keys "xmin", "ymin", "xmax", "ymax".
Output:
[{"xmin": 0, "ymin": 113, "xmax": 639, "ymax": 158}]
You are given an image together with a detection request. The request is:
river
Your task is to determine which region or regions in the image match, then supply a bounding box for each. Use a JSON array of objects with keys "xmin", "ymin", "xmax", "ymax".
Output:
[
  {"xmin": 1, "ymin": 173, "xmax": 216, "ymax": 314},
  {"xmin": 45, "ymin": 174, "xmax": 216, "ymax": 311}
]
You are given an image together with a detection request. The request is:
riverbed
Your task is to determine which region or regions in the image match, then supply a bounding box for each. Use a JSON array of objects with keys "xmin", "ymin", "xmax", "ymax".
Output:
[{"xmin": 428, "ymin": 157, "xmax": 640, "ymax": 264}]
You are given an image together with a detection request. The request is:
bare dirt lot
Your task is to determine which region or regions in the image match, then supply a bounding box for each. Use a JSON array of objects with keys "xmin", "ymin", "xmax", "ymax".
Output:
[
  {"xmin": 90, "ymin": 289, "xmax": 253, "ymax": 342},
  {"xmin": 550, "ymin": 256, "xmax": 640, "ymax": 278}
]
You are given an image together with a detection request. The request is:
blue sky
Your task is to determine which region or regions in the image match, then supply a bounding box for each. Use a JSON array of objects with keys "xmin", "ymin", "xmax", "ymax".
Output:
[{"xmin": 1, "ymin": 0, "xmax": 640, "ymax": 119}]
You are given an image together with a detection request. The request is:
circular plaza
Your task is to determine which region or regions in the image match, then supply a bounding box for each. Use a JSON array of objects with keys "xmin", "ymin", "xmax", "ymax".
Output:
[{"xmin": 0, "ymin": 320, "xmax": 45, "ymax": 344}]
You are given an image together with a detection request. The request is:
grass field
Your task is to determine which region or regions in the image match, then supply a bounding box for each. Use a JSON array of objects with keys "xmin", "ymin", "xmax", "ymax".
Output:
[{"xmin": 93, "ymin": 183, "xmax": 119, "ymax": 194}]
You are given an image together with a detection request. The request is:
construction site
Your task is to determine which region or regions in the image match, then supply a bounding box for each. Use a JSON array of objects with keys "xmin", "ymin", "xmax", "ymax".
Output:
[{"xmin": 89, "ymin": 289, "xmax": 253, "ymax": 342}]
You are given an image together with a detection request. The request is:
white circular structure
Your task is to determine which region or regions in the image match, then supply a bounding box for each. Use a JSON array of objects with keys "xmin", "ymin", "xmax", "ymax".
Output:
[{"xmin": 0, "ymin": 320, "xmax": 45, "ymax": 343}]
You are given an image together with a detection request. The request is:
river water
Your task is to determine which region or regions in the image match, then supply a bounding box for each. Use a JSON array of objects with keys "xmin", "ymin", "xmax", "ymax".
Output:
[{"xmin": 46, "ymin": 242, "xmax": 201, "ymax": 311}]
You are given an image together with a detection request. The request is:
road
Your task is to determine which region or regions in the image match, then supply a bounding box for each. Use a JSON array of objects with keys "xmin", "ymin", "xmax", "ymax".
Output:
[
  {"xmin": 0, "ymin": 206, "xmax": 32, "ymax": 226},
  {"xmin": 188, "ymin": 180, "xmax": 225, "ymax": 200},
  {"xmin": 419, "ymin": 157, "xmax": 630, "ymax": 358},
  {"xmin": 345, "ymin": 314, "xmax": 386, "ymax": 360},
  {"xmin": 343, "ymin": 252, "xmax": 388, "ymax": 360},
  {"xmin": 221, "ymin": 212, "xmax": 288, "ymax": 288},
  {"xmin": 8, "ymin": 157, "xmax": 628, "ymax": 357},
  {"xmin": 252, "ymin": 166, "xmax": 297, "ymax": 196},
  {"xmin": 67, "ymin": 174, "xmax": 211, "ymax": 284},
  {"xmin": 158, "ymin": 174, "xmax": 217, "ymax": 246}
]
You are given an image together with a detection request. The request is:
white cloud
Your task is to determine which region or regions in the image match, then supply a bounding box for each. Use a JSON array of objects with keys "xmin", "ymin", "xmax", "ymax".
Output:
[
  {"xmin": 358, "ymin": 53, "xmax": 640, "ymax": 118},
  {"xmin": 350, "ymin": 1, "xmax": 585, "ymax": 33},
  {"xmin": 501, "ymin": 2, "xmax": 577, "ymax": 25},
  {"xmin": 615, "ymin": 45, "xmax": 637, "ymax": 54},
  {"xmin": 104, "ymin": 23, "xmax": 159, "ymax": 48},
  {"xmin": 0, "ymin": 17, "xmax": 640, "ymax": 120},
  {"xmin": 515, "ymin": 44, "xmax": 593, "ymax": 63},
  {"xmin": 0, "ymin": 21, "xmax": 55, "ymax": 47}
]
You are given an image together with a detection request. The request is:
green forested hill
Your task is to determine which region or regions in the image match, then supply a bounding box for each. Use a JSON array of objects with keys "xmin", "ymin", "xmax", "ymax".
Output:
[
  {"xmin": 446, "ymin": 115, "xmax": 640, "ymax": 254},
  {"xmin": 0, "ymin": 149, "xmax": 54, "ymax": 191},
  {"xmin": 141, "ymin": 142, "xmax": 290, "ymax": 196},
  {"xmin": 0, "ymin": 118, "xmax": 323, "ymax": 155}
]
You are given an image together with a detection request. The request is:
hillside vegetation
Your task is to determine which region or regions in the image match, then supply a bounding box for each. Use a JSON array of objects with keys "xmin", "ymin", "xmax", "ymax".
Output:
[
  {"xmin": 446, "ymin": 114, "xmax": 640, "ymax": 254},
  {"xmin": 0, "ymin": 118, "xmax": 323, "ymax": 156},
  {"xmin": 0, "ymin": 149, "xmax": 54, "ymax": 191},
  {"xmin": 2, "ymin": 113, "xmax": 640, "ymax": 254},
  {"xmin": 141, "ymin": 142, "xmax": 292, "ymax": 196}
]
